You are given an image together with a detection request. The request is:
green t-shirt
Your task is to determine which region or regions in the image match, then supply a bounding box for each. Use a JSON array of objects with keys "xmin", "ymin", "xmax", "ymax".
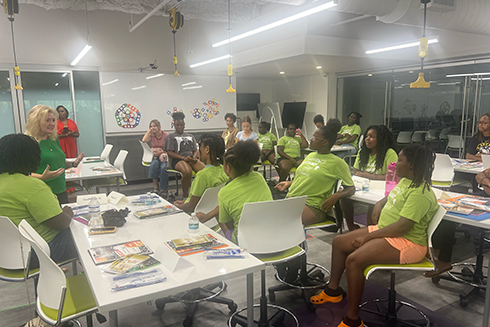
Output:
[
  {"xmin": 0, "ymin": 173, "xmax": 62, "ymax": 242},
  {"xmin": 36, "ymin": 138, "xmax": 66, "ymax": 194},
  {"xmin": 184, "ymin": 165, "xmax": 229, "ymax": 205},
  {"xmin": 378, "ymin": 178, "xmax": 438, "ymax": 246},
  {"xmin": 219, "ymin": 171, "xmax": 273, "ymax": 243},
  {"xmin": 277, "ymin": 135, "xmax": 302, "ymax": 158},
  {"xmin": 287, "ymin": 152, "xmax": 354, "ymax": 210},
  {"xmin": 339, "ymin": 124, "xmax": 362, "ymax": 149},
  {"xmin": 258, "ymin": 132, "xmax": 277, "ymax": 150},
  {"xmin": 353, "ymin": 148, "xmax": 398, "ymax": 175}
]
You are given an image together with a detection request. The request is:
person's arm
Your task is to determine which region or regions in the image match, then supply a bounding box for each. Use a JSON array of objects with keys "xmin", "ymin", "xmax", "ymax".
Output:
[
  {"xmin": 31, "ymin": 165, "xmax": 65, "ymax": 181},
  {"xmin": 196, "ymin": 205, "xmax": 219, "ymax": 223},
  {"xmin": 354, "ymin": 170, "xmax": 385, "ymax": 180},
  {"xmin": 174, "ymin": 196, "xmax": 200, "ymax": 212},
  {"xmin": 67, "ymin": 131, "xmax": 79, "ymax": 138},
  {"xmin": 277, "ymin": 145, "xmax": 295, "ymax": 162},
  {"xmin": 142, "ymin": 128, "xmax": 152, "ymax": 143},
  {"xmin": 297, "ymin": 131, "xmax": 308, "ymax": 148},
  {"xmin": 64, "ymin": 152, "xmax": 84, "ymax": 169},
  {"xmin": 275, "ymin": 180, "xmax": 293, "ymax": 191},
  {"xmin": 321, "ymin": 185, "xmax": 355, "ymax": 211},
  {"xmin": 42, "ymin": 206, "xmax": 73, "ymax": 230},
  {"xmin": 476, "ymin": 169, "xmax": 490, "ymax": 194},
  {"xmin": 371, "ymin": 195, "xmax": 388, "ymax": 224},
  {"xmin": 352, "ymin": 216, "xmax": 415, "ymax": 249},
  {"xmin": 466, "ymin": 152, "xmax": 482, "ymax": 161},
  {"xmin": 338, "ymin": 133, "xmax": 358, "ymax": 145}
]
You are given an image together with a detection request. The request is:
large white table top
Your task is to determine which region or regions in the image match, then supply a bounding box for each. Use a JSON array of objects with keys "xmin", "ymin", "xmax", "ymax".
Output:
[
  {"xmin": 65, "ymin": 160, "xmax": 123, "ymax": 182},
  {"xmin": 69, "ymin": 196, "xmax": 265, "ymax": 313}
]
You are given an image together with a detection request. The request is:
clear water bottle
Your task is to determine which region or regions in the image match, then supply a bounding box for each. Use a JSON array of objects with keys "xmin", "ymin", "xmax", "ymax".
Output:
[
  {"xmin": 385, "ymin": 162, "xmax": 400, "ymax": 196},
  {"xmin": 362, "ymin": 180, "xmax": 370, "ymax": 193},
  {"xmin": 188, "ymin": 213, "xmax": 199, "ymax": 233},
  {"xmin": 145, "ymin": 192, "xmax": 154, "ymax": 206},
  {"xmin": 88, "ymin": 197, "xmax": 102, "ymax": 227}
]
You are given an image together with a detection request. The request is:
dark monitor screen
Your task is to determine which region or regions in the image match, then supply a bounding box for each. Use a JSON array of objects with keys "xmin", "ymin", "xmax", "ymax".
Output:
[
  {"xmin": 400, "ymin": 118, "xmax": 414, "ymax": 131},
  {"xmin": 282, "ymin": 102, "xmax": 307, "ymax": 128}
]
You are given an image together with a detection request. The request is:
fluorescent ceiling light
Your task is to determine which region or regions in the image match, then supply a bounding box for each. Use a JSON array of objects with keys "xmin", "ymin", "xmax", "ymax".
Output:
[
  {"xmin": 472, "ymin": 77, "xmax": 490, "ymax": 81},
  {"xmin": 182, "ymin": 82, "xmax": 196, "ymax": 86},
  {"xmin": 54, "ymin": 83, "xmax": 59, "ymax": 87},
  {"xmin": 279, "ymin": 72, "xmax": 285, "ymax": 75},
  {"xmin": 446, "ymin": 72, "xmax": 490, "ymax": 77},
  {"xmin": 183, "ymin": 85, "xmax": 202, "ymax": 90},
  {"xmin": 102, "ymin": 79, "xmax": 119, "ymax": 86},
  {"xmin": 146, "ymin": 73, "xmax": 164, "ymax": 80},
  {"xmin": 61, "ymin": 73, "xmax": 68, "ymax": 78},
  {"xmin": 131, "ymin": 85, "xmax": 146, "ymax": 90},
  {"xmin": 190, "ymin": 54, "xmax": 231, "ymax": 68},
  {"xmin": 71, "ymin": 44, "xmax": 92, "ymax": 66},
  {"xmin": 365, "ymin": 38, "xmax": 438, "ymax": 55},
  {"xmin": 438, "ymin": 82, "xmax": 460, "ymax": 85},
  {"xmin": 368, "ymin": 74, "xmax": 373, "ymax": 77},
  {"xmin": 316, "ymin": 66, "xmax": 322, "ymax": 69},
  {"xmin": 212, "ymin": 1, "xmax": 337, "ymax": 47}
]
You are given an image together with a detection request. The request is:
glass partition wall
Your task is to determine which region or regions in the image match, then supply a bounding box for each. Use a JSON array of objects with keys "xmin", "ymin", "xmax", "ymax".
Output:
[{"xmin": 338, "ymin": 61, "xmax": 490, "ymax": 158}]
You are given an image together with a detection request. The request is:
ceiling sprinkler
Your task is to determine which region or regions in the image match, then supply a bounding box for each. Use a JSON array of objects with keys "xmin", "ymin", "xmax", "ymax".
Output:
[{"xmin": 138, "ymin": 60, "xmax": 158, "ymax": 72}]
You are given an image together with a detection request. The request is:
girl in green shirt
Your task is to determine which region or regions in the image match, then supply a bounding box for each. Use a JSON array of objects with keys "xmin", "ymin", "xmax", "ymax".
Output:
[
  {"xmin": 257, "ymin": 121, "xmax": 277, "ymax": 164},
  {"xmin": 342, "ymin": 125, "xmax": 399, "ymax": 230},
  {"xmin": 310, "ymin": 144, "xmax": 437, "ymax": 327},
  {"xmin": 277, "ymin": 122, "xmax": 308, "ymax": 181},
  {"xmin": 336, "ymin": 111, "xmax": 362, "ymax": 153}
]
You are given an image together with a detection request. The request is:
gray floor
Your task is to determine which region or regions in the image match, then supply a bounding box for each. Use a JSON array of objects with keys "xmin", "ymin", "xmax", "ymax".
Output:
[{"xmin": 1, "ymin": 179, "xmax": 487, "ymax": 327}]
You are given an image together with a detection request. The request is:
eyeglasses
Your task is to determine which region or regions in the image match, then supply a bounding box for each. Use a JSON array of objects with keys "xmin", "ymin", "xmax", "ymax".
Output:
[{"xmin": 478, "ymin": 121, "xmax": 490, "ymax": 125}]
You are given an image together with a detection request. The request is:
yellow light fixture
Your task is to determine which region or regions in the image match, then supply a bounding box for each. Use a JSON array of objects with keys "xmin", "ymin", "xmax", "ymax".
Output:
[{"xmin": 410, "ymin": 0, "xmax": 430, "ymax": 89}]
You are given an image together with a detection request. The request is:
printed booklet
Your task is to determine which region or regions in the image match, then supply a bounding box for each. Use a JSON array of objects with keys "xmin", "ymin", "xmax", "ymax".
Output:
[{"xmin": 88, "ymin": 240, "xmax": 153, "ymax": 265}]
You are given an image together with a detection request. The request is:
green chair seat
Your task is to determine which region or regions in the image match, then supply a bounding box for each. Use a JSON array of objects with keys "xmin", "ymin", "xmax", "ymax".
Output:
[
  {"xmin": 253, "ymin": 246, "xmax": 304, "ymax": 265},
  {"xmin": 364, "ymin": 257, "xmax": 434, "ymax": 279},
  {"xmin": 305, "ymin": 219, "xmax": 336, "ymax": 230},
  {"xmin": 0, "ymin": 266, "xmax": 39, "ymax": 281},
  {"xmin": 40, "ymin": 273, "xmax": 97, "ymax": 321},
  {"xmin": 432, "ymin": 180, "xmax": 452, "ymax": 187},
  {"xmin": 262, "ymin": 160, "xmax": 272, "ymax": 165}
]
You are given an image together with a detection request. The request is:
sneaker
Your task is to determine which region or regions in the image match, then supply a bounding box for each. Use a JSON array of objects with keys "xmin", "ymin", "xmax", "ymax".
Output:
[{"xmin": 158, "ymin": 190, "xmax": 169, "ymax": 200}]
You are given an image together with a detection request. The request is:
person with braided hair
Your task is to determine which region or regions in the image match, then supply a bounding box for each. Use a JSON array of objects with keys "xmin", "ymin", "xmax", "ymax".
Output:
[
  {"xmin": 174, "ymin": 134, "xmax": 228, "ymax": 213},
  {"xmin": 310, "ymin": 144, "xmax": 438, "ymax": 327},
  {"xmin": 218, "ymin": 140, "xmax": 273, "ymax": 243}
]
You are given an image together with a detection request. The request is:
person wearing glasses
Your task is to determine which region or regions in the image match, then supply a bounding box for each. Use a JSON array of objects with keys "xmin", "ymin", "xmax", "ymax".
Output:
[{"xmin": 466, "ymin": 113, "xmax": 490, "ymax": 161}]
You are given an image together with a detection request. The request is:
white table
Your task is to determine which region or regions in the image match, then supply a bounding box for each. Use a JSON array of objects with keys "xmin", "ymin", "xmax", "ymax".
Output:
[
  {"xmin": 69, "ymin": 196, "xmax": 264, "ymax": 327},
  {"xmin": 66, "ymin": 160, "xmax": 124, "ymax": 192},
  {"xmin": 349, "ymin": 183, "xmax": 490, "ymax": 327}
]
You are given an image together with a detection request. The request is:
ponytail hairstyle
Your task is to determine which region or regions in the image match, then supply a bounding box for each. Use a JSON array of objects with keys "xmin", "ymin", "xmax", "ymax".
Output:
[
  {"xmin": 198, "ymin": 133, "xmax": 226, "ymax": 165},
  {"xmin": 224, "ymin": 140, "xmax": 260, "ymax": 176},
  {"xmin": 358, "ymin": 125, "xmax": 398, "ymax": 172},
  {"xmin": 242, "ymin": 115, "xmax": 253, "ymax": 131},
  {"xmin": 401, "ymin": 144, "xmax": 435, "ymax": 192},
  {"xmin": 318, "ymin": 118, "xmax": 342, "ymax": 150},
  {"xmin": 476, "ymin": 113, "xmax": 490, "ymax": 142}
]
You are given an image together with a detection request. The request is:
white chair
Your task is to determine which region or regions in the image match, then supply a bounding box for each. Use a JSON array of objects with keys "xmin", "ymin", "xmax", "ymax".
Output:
[
  {"xmin": 18, "ymin": 220, "xmax": 98, "ymax": 327},
  {"xmin": 445, "ymin": 134, "xmax": 465, "ymax": 158},
  {"xmin": 359, "ymin": 206, "xmax": 446, "ymax": 327},
  {"xmin": 358, "ymin": 134, "xmax": 364, "ymax": 149},
  {"xmin": 100, "ymin": 144, "xmax": 113, "ymax": 163},
  {"xmin": 482, "ymin": 154, "xmax": 490, "ymax": 169},
  {"xmin": 411, "ymin": 130, "xmax": 426, "ymax": 143},
  {"xmin": 138, "ymin": 140, "xmax": 153, "ymax": 167},
  {"xmin": 194, "ymin": 183, "xmax": 226, "ymax": 229},
  {"xmin": 230, "ymin": 196, "xmax": 309, "ymax": 327},
  {"xmin": 84, "ymin": 150, "xmax": 128, "ymax": 194},
  {"xmin": 396, "ymin": 131, "xmax": 413, "ymax": 146},
  {"xmin": 432, "ymin": 153, "xmax": 455, "ymax": 188}
]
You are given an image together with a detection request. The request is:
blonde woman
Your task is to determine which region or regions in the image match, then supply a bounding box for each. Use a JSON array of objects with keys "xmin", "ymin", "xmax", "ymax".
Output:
[
  {"xmin": 235, "ymin": 115, "xmax": 258, "ymax": 142},
  {"xmin": 142, "ymin": 119, "xmax": 169, "ymax": 197},
  {"xmin": 26, "ymin": 105, "xmax": 84, "ymax": 204}
]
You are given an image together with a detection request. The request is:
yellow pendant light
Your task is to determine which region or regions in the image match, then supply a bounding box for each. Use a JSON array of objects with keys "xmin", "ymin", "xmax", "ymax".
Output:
[{"xmin": 410, "ymin": 0, "xmax": 430, "ymax": 88}]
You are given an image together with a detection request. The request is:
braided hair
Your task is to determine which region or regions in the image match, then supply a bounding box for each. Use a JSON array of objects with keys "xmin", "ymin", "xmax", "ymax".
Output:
[
  {"xmin": 401, "ymin": 144, "xmax": 435, "ymax": 192},
  {"xmin": 0, "ymin": 134, "xmax": 41, "ymax": 175},
  {"xmin": 318, "ymin": 118, "xmax": 342, "ymax": 150},
  {"xmin": 224, "ymin": 140, "xmax": 260, "ymax": 176},
  {"xmin": 358, "ymin": 125, "xmax": 398, "ymax": 173},
  {"xmin": 198, "ymin": 133, "xmax": 226, "ymax": 165},
  {"xmin": 475, "ymin": 113, "xmax": 490, "ymax": 142}
]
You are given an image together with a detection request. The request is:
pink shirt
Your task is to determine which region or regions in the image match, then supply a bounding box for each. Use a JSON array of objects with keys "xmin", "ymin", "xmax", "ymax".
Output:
[{"xmin": 150, "ymin": 131, "xmax": 169, "ymax": 149}]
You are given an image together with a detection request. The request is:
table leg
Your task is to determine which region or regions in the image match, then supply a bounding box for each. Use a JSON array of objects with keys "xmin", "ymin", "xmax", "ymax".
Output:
[
  {"xmin": 109, "ymin": 310, "xmax": 118, "ymax": 327},
  {"xmin": 483, "ymin": 262, "xmax": 490, "ymax": 327},
  {"xmin": 246, "ymin": 272, "xmax": 253, "ymax": 327},
  {"xmin": 117, "ymin": 177, "xmax": 120, "ymax": 192}
]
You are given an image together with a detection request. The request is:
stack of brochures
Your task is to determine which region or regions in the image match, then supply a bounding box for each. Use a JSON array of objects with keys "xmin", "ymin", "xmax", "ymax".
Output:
[
  {"xmin": 166, "ymin": 234, "xmax": 227, "ymax": 256},
  {"xmin": 103, "ymin": 254, "xmax": 161, "ymax": 274},
  {"xmin": 110, "ymin": 269, "xmax": 166, "ymax": 292},
  {"xmin": 438, "ymin": 195, "xmax": 490, "ymax": 215},
  {"xmin": 133, "ymin": 205, "xmax": 182, "ymax": 219},
  {"xmin": 88, "ymin": 240, "xmax": 153, "ymax": 265}
]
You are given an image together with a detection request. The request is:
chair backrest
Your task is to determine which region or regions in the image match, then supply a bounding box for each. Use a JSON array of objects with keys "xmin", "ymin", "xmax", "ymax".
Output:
[
  {"xmin": 18, "ymin": 220, "xmax": 66, "ymax": 310},
  {"xmin": 194, "ymin": 184, "xmax": 226, "ymax": 228},
  {"xmin": 114, "ymin": 150, "xmax": 129, "ymax": 180},
  {"xmin": 447, "ymin": 135, "xmax": 464, "ymax": 149},
  {"xmin": 139, "ymin": 140, "xmax": 153, "ymax": 166},
  {"xmin": 358, "ymin": 134, "xmax": 364, "ymax": 148},
  {"xmin": 100, "ymin": 144, "xmax": 113, "ymax": 163},
  {"xmin": 237, "ymin": 196, "xmax": 307, "ymax": 254},
  {"xmin": 426, "ymin": 129, "xmax": 439, "ymax": 141},
  {"xmin": 483, "ymin": 155, "xmax": 490, "ymax": 169},
  {"xmin": 396, "ymin": 131, "xmax": 413, "ymax": 144},
  {"xmin": 0, "ymin": 216, "xmax": 31, "ymax": 269},
  {"xmin": 432, "ymin": 153, "xmax": 454, "ymax": 183},
  {"xmin": 411, "ymin": 131, "xmax": 425, "ymax": 143},
  {"xmin": 427, "ymin": 206, "xmax": 447, "ymax": 263}
]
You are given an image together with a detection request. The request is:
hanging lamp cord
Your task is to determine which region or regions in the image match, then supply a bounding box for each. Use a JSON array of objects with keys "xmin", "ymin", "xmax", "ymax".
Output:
[
  {"xmin": 421, "ymin": 1, "xmax": 427, "ymax": 72},
  {"xmin": 228, "ymin": 0, "xmax": 232, "ymax": 85}
]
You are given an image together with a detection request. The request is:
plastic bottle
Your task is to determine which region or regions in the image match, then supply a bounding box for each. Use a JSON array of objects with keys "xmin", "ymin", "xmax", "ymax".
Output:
[
  {"xmin": 385, "ymin": 162, "xmax": 400, "ymax": 196},
  {"xmin": 188, "ymin": 213, "xmax": 199, "ymax": 233},
  {"xmin": 362, "ymin": 180, "xmax": 370, "ymax": 193},
  {"xmin": 145, "ymin": 192, "xmax": 153, "ymax": 206},
  {"xmin": 88, "ymin": 197, "xmax": 102, "ymax": 227}
]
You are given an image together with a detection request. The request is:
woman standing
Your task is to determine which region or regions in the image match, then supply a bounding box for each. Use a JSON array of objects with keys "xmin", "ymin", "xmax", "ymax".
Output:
[
  {"xmin": 142, "ymin": 119, "xmax": 169, "ymax": 197},
  {"xmin": 236, "ymin": 115, "xmax": 258, "ymax": 142},
  {"xmin": 26, "ymin": 105, "xmax": 84, "ymax": 204},
  {"xmin": 222, "ymin": 113, "xmax": 239, "ymax": 149},
  {"xmin": 56, "ymin": 105, "xmax": 79, "ymax": 158}
]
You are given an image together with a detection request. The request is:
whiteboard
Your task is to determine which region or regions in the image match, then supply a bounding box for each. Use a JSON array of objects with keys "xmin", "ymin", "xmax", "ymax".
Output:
[{"xmin": 101, "ymin": 72, "xmax": 237, "ymax": 133}]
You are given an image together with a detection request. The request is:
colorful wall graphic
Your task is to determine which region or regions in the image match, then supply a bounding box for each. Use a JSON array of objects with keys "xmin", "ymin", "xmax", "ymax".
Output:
[
  {"xmin": 115, "ymin": 103, "xmax": 141, "ymax": 129},
  {"xmin": 166, "ymin": 107, "xmax": 184, "ymax": 128},
  {"xmin": 190, "ymin": 99, "xmax": 220, "ymax": 122}
]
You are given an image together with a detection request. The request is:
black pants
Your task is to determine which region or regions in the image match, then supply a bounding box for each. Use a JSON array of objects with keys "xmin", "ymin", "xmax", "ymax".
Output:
[
  {"xmin": 29, "ymin": 228, "xmax": 78, "ymax": 269},
  {"xmin": 432, "ymin": 220, "xmax": 456, "ymax": 263}
]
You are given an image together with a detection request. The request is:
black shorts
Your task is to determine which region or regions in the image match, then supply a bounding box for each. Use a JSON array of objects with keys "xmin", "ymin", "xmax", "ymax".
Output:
[{"xmin": 171, "ymin": 158, "xmax": 183, "ymax": 170}]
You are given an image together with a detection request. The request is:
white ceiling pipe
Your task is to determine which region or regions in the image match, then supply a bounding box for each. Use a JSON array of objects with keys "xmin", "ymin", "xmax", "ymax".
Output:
[
  {"xmin": 264, "ymin": 0, "xmax": 308, "ymax": 5},
  {"xmin": 129, "ymin": 0, "xmax": 171, "ymax": 32}
]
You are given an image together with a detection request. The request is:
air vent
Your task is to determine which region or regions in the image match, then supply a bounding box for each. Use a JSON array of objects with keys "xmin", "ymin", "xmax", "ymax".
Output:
[{"xmin": 420, "ymin": 0, "xmax": 456, "ymax": 13}]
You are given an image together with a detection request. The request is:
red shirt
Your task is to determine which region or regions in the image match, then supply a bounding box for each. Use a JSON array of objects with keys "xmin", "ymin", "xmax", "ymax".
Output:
[{"xmin": 57, "ymin": 119, "xmax": 79, "ymax": 158}]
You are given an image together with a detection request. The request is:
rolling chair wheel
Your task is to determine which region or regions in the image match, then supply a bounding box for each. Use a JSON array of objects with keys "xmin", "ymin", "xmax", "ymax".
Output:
[
  {"xmin": 183, "ymin": 316, "xmax": 193, "ymax": 327},
  {"xmin": 228, "ymin": 303, "xmax": 238, "ymax": 313},
  {"xmin": 431, "ymin": 276, "xmax": 441, "ymax": 284},
  {"xmin": 155, "ymin": 299, "xmax": 166, "ymax": 311},
  {"xmin": 269, "ymin": 291, "xmax": 276, "ymax": 302},
  {"xmin": 306, "ymin": 302, "xmax": 316, "ymax": 313},
  {"xmin": 460, "ymin": 295, "xmax": 469, "ymax": 308}
]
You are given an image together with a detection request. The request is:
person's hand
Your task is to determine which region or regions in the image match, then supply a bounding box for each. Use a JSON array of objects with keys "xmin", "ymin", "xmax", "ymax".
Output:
[
  {"xmin": 195, "ymin": 212, "xmax": 209, "ymax": 222},
  {"xmin": 275, "ymin": 182, "xmax": 290, "ymax": 192},
  {"xmin": 73, "ymin": 152, "xmax": 84, "ymax": 167},
  {"xmin": 321, "ymin": 196, "xmax": 337, "ymax": 212},
  {"xmin": 354, "ymin": 171, "xmax": 370, "ymax": 179},
  {"xmin": 352, "ymin": 235, "xmax": 369, "ymax": 249},
  {"xmin": 295, "ymin": 130, "xmax": 303, "ymax": 136},
  {"xmin": 183, "ymin": 156, "xmax": 194, "ymax": 163},
  {"xmin": 371, "ymin": 202, "xmax": 382, "ymax": 224},
  {"xmin": 62, "ymin": 206, "xmax": 74, "ymax": 218},
  {"xmin": 41, "ymin": 165, "xmax": 64, "ymax": 180},
  {"xmin": 290, "ymin": 158, "xmax": 297, "ymax": 165},
  {"xmin": 173, "ymin": 200, "xmax": 184, "ymax": 208}
]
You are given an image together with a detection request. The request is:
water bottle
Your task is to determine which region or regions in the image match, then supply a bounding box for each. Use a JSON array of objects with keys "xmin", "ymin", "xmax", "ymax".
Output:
[
  {"xmin": 188, "ymin": 213, "xmax": 199, "ymax": 233},
  {"xmin": 385, "ymin": 162, "xmax": 400, "ymax": 196},
  {"xmin": 362, "ymin": 180, "xmax": 370, "ymax": 193},
  {"xmin": 88, "ymin": 197, "xmax": 102, "ymax": 227},
  {"xmin": 145, "ymin": 192, "xmax": 154, "ymax": 206}
]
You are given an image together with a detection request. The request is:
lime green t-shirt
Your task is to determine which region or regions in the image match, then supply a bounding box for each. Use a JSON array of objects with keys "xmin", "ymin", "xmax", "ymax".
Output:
[
  {"xmin": 219, "ymin": 171, "xmax": 273, "ymax": 243},
  {"xmin": 353, "ymin": 148, "xmax": 398, "ymax": 175},
  {"xmin": 378, "ymin": 178, "xmax": 438, "ymax": 246},
  {"xmin": 36, "ymin": 138, "xmax": 66, "ymax": 194},
  {"xmin": 258, "ymin": 132, "xmax": 277, "ymax": 151},
  {"xmin": 184, "ymin": 165, "xmax": 228, "ymax": 205},
  {"xmin": 287, "ymin": 152, "xmax": 354, "ymax": 210},
  {"xmin": 277, "ymin": 135, "xmax": 302, "ymax": 158},
  {"xmin": 0, "ymin": 173, "xmax": 62, "ymax": 242},
  {"xmin": 339, "ymin": 124, "xmax": 362, "ymax": 149}
]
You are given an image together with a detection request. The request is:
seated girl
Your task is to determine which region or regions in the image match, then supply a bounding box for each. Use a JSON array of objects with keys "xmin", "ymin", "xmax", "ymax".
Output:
[
  {"xmin": 341, "ymin": 125, "xmax": 399, "ymax": 230},
  {"xmin": 165, "ymin": 112, "xmax": 204, "ymax": 198},
  {"xmin": 257, "ymin": 121, "xmax": 277, "ymax": 163},
  {"xmin": 276, "ymin": 119, "xmax": 355, "ymax": 226},
  {"xmin": 336, "ymin": 112, "xmax": 362, "ymax": 156},
  {"xmin": 174, "ymin": 134, "xmax": 228, "ymax": 213},
  {"xmin": 142, "ymin": 119, "xmax": 169, "ymax": 197},
  {"xmin": 310, "ymin": 144, "xmax": 438, "ymax": 327},
  {"xmin": 236, "ymin": 115, "xmax": 258, "ymax": 142},
  {"xmin": 218, "ymin": 140, "xmax": 273, "ymax": 244},
  {"xmin": 276, "ymin": 122, "xmax": 308, "ymax": 181}
]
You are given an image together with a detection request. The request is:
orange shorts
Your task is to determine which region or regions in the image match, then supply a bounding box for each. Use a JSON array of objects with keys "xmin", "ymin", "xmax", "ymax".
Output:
[{"xmin": 368, "ymin": 225, "xmax": 427, "ymax": 264}]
